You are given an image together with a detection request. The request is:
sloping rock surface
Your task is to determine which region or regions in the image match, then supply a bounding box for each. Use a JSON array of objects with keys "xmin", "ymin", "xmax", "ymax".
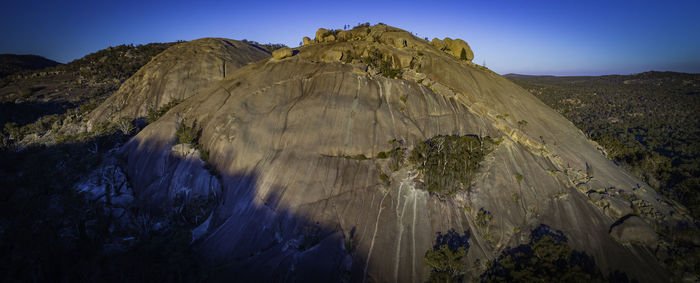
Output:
[
  {"xmin": 115, "ymin": 25, "xmax": 691, "ymax": 282},
  {"xmin": 88, "ymin": 38, "xmax": 270, "ymax": 127}
]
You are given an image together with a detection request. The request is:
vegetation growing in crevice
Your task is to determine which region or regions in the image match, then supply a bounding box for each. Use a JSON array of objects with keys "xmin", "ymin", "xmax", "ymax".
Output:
[
  {"xmin": 514, "ymin": 173, "xmax": 523, "ymax": 183},
  {"xmin": 475, "ymin": 208, "xmax": 493, "ymax": 231},
  {"xmin": 459, "ymin": 48, "xmax": 468, "ymax": 61},
  {"xmin": 146, "ymin": 98, "xmax": 182, "ymax": 124},
  {"xmin": 379, "ymin": 172, "xmax": 390, "ymax": 186},
  {"xmin": 517, "ymin": 120, "xmax": 528, "ymax": 131},
  {"xmin": 480, "ymin": 225, "xmax": 616, "ymax": 282},
  {"xmin": 175, "ymin": 119, "xmax": 211, "ymax": 168},
  {"xmin": 424, "ymin": 229, "xmax": 471, "ymax": 283},
  {"xmin": 361, "ymin": 48, "xmax": 402, "ymax": 79},
  {"xmin": 374, "ymin": 139, "xmax": 406, "ymax": 171},
  {"xmin": 344, "ymin": 227, "xmax": 357, "ymax": 254},
  {"xmin": 409, "ymin": 135, "xmax": 494, "ymax": 197},
  {"xmin": 387, "ymin": 139, "xmax": 406, "ymax": 171}
]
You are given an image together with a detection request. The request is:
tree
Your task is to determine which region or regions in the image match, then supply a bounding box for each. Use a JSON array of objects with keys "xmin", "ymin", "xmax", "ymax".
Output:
[
  {"xmin": 481, "ymin": 225, "xmax": 605, "ymax": 282},
  {"xmin": 176, "ymin": 120, "xmax": 199, "ymax": 145},
  {"xmin": 425, "ymin": 229, "xmax": 470, "ymax": 282},
  {"xmin": 460, "ymin": 48, "xmax": 467, "ymax": 61}
]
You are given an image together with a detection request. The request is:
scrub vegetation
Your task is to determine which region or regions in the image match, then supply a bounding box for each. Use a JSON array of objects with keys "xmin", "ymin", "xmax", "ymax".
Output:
[
  {"xmin": 409, "ymin": 135, "xmax": 495, "ymax": 197},
  {"xmin": 424, "ymin": 229, "xmax": 470, "ymax": 282},
  {"xmin": 481, "ymin": 225, "xmax": 609, "ymax": 282},
  {"xmin": 507, "ymin": 72, "xmax": 700, "ymax": 219}
]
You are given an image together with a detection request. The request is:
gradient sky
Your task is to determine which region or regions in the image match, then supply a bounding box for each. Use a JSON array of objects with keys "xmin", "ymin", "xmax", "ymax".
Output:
[{"xmin": 1, "ymin": 0, "xmax": 699, "ymax": 75}]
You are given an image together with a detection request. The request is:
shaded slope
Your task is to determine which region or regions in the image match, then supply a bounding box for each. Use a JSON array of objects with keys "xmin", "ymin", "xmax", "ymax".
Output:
[
  {"xmin": 0, "ymin": 43, "xmax": 176, "ymax": 147},
  {"xmin": 121, "ymin": 25, "xmax": 694, "ymax": 282},
  {"xmin": 0, "ymin": 54, "xmax": 60, "ymax": 78}
]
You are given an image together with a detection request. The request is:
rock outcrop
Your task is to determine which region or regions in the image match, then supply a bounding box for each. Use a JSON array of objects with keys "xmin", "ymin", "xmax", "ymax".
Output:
[
  {"xmin": 110, "ymin": 24, "xmax": 694, "ymax": 282},
  {"xmin": 87, "ymin": 38, "xmax": 270, "ymax": 128},
  {"xmin": 271, "ymin": 47, "xmax": 293, "ymax": 60},
  {"xmin": 610, "ymin": 215, "xmax": 659, "ymax": 248},
  {"xmin": 302, "ymin": 36, "xmax": 312, "ymax": 46},
  {"xmin": 431, "ymin": 37, "xmax": 474, "ymax": 61}
]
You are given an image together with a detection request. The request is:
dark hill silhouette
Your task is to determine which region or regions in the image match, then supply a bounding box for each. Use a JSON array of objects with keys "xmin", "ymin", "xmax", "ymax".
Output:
[{"xmin": 0, "ymin": 54, "xmax": 60, "ymax": 78}]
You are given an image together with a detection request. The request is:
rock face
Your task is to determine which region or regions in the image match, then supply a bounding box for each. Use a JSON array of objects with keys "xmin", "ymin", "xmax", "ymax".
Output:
[
  {"xmin": 75, "ymin": 161, "xmax": 134, "ymax": 228},
  {"xmin": 302, "ymin": 36, "xmax": 312, "ymax": 45},
  {"xmin": 272, "ymin": 47, "xmax": 293, "ymax": 60},
  {"xmin": 431, "ymin": 37, "xmax": 474, "ymax": 61},
  {"xmin": 87, "ymin": 38, "xmax": 270, "ymax": 128},
  {"xmin": 610, "ymin": 216, "xmax": 659, "ymax": 248},
  {"xmin": 127, "ymin": 137, "xmax": 222, "ymax": 210},
  {"xmin": 113, "ymin": 25, "xmax": 691, "ymax": 282}
]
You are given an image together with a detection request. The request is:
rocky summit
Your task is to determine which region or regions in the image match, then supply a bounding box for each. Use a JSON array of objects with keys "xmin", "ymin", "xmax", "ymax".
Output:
[{"xmin": 83, "ymin": 24, "xmax": 696, "ymax": 282}]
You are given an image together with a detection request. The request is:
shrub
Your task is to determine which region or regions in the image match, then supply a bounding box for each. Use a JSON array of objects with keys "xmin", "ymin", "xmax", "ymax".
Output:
[
  {"xmin": 3, "ymin": 122, "xmax": 21, "ymax": 139},
  {"xmin": 425, "ymin": 229, "xmax": 470, "ymax": 282},
  {"xmin": 409, "ymin": 135, "xmax": 493, "ymax": 197},
  {"xmin": 460, "ymin": 48, "xmax": 468, "ymax": 61},
  {"xmin": 388, "ymin": 139, "xmax": 406, "ymax": 171},
  {"xmin": 343, "ymin": 50, "xmax": 354, "ymax": 63},
  {"xmin": 176, "ymin": 119, "xmax": 199, "ymax": 145},
  {"xmin": 361, "ymin": 48, "xmax": 402, "ymax": 79},
  {"xmin": 481, "ymin": 225, "xmax": 606, "ymax": 282},
  {"xmin": 517, "ymin": 120, "xmax": 528, "ymax": 130},
  {"xmin": 354, "ymin": 22, "xmax": 370, "ymax": 29},
  {"xmin": 515, "ymin": 173, "xmax": 523, "ymax": 183},
  {"xmin": 352, "ymin": 154, "xmax": 367, "ymax": 160},
  {"xmin": 114, "ymin": 117, "xmax": 134, "ymax": 135},
  {"xmin": 379, "ymin": 173, "xmax": 390, "ymax": 186},
  {"xmin": 475, "ymin": 208, "xmax": 492, "ymax": 230},
  {"xmin": 379, "ymin": 59, "xmax": 402, "ymax": 79},
  {"xmin": 146, "ymin": 99, "xmax": 182, "ymax": 124}
]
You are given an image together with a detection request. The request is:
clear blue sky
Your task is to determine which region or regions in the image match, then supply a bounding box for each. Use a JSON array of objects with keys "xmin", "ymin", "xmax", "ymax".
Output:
[{"xmin": 2, "ymin": 0, "xmax": 699, "ymax": 75}]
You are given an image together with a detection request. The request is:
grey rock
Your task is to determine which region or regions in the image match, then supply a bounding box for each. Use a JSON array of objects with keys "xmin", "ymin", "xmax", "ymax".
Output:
[
  {"xmin": 109, "ymin": 25, "xmax": 677, "ymax": 282},
  {"xmin": 302, "ymin": 36, "xmax": 312, "ymax": 46},
  {"xmin": 610, "ymin": 216, "xmax": 659, "ymax": 248},
  {"xmin": 88, "ymin": 38, "xmax": 270, "ymax": 127},
  {"xmin": 272, "ymin": 47, "xmax": 293, "ymax": 60}
]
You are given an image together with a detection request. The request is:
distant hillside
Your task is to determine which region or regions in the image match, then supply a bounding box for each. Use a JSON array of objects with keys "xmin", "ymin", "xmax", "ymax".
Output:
[
  {"xmin": 0, "ymin": 42, "xmax": 178, "ymax": 145},
  {"xmin": 0, "ymin": 54, "xmax": 60, "ymax": 78},
  {"xmin": 506, "ymin": 71, "xmax": 700, "ymax": 218}
]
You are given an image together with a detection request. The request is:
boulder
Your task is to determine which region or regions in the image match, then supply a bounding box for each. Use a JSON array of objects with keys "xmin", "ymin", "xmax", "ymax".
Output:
[
  {"xmin": 321, "ymin": 50, "xmax": 343, "ymax": 62},
  {"xmin": 430, "ymin": 38, "xmax": 447, "ymax": 50},
  {"xmin": 272, "ymin": 47, "xmax": 293, "ymax": 60},
  {"xmin": 323, "ymin": 34, "xmax": 336, "ymax": 42},
  {"xmin": 445, "ymin": 38, "xmax": 474, "ymax": 61},
  {"xmin": 430, "ymin": 37, "xmax": 474, "ymax": 61},
  {"xmin": 336, "ymin": 30, "xmax": 350, "ymax": 41},
  {"xmin": 604, "ymin": 197, "xmax": 633, "ymax": 219},
  {"xmin": 315, "ymin": 28, "xmax": 330, "ymax": 41},
  {"xmin": 587, "ymin": 191, "xmax": 605, "ymax": 202},
  {"xmin": 302, "ymin": 37, "xmax": 312, "ymax": 46},
  {"xmin": 610, "ymin": 216, "xmax": 659, "ymax": 248}
]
